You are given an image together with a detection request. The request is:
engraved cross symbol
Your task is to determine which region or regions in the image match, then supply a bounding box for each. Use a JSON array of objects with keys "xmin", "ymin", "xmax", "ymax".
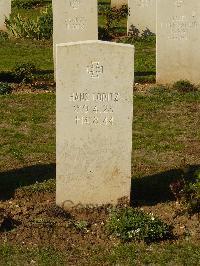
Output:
[
  {"xmin": 69, "ymin": 0, "xmax": 80, "ymax": 9},
  {"xmin": 175, "ymin": 0, "xmax": 183, "ymax": 8},
  {"xmin": 87, "ymin": 62, "xmax": 104, "ymax": 78}
]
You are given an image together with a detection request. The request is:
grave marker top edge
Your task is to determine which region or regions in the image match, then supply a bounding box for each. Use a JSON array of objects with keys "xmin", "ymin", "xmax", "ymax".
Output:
[{"xmin": 56, "ymin": 40, "xmax": 135, "ymax": 50}]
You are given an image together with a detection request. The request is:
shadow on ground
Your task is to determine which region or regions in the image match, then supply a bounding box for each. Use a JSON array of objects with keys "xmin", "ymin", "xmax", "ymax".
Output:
[
  {"xmin": 0, "ymin": 71, "xmax": 14, "ymax": 83},
  {"xmin": 34, "ymin": 69, "xmax": 53, "ymax": 76},
  {"xmin": 134, "ymin": 71, "xmax": 156, "ymax": 83},
  {"xmin": 0, "ymin": 163, "xmax": 55, "ymax": 200},
  {"xmin": 135, "ymin": 71, "xmax": 155, "ymax": 77},
  {"xmin": 1, "ymin": 163, "xmax": 199, "ymax": 205},
  {"xmin": 131, "ymin": 164, "xmax": 200, "ymax": 206},
  {"xmin": 0, "ymin": 69, "xmax": 54, "ymax": 84}
]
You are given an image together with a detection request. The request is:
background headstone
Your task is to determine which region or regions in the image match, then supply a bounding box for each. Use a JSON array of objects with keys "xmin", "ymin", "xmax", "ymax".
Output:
[
  {"xmin": 52, "ymin": 0, "xmax": 98, "ymax": 68},
  {"xmin": 157, "ymin": 0, "xmax": 200, "ymax": 84},
  {"xmin": 0, "ymin": 0, "xmax": 11, "ymax": 31},
  {"xmin": 111, "ymin": 0, "xmax": 128, "ymax": 8},
  {"xmin": 52, "ymin": 0, "xmax": 98, "ymax": 45},
  {"xmin": 56, "ymin": 40, "xmax": 134, "ymax": 208},
  {"xmin": 128, "ymin": 0, "xmax": 156, "ymax": 35}
]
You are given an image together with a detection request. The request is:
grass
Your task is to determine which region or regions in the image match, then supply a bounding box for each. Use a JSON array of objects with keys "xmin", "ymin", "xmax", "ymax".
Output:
[
  {"xmin": 0, "ymin": 93, "xmax": 55, "ymax": 171},
  {"xmin": 0, "ymin": 244, "xmax": 65, "ymax": 266},
  {"xmin": 100, "ymin": 242, "xmax": 200, "ymax": 265},
  {"xmin": 0, "ymin": 38, "xmax": 53, "ymax": 72},
  {"xmin": 133, "ymin": 90, "xmax": 200, "ymax": 152},
  {"xmin": 0, "ymin": 241, "xmax": 199, "ymax": 265}
]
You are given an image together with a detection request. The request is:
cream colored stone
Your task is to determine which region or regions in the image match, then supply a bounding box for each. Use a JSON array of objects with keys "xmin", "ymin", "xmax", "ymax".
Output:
[
  {"xmin": 0, "ymin": 0, "xmax": 11, "ymax": 31},
  {"xmin": 52, "ymin": 0, "xmax": 98, "ymax": 53},
  {"xmin": 157, "ymin": 0, "xmax": 200, "ymax": 84},
  {"xmin": 128, "ymin": 0, "xmax": 156, "ymax": 35},
  {"xmin": 56, "ymin": 40, "xmax": 134, "ymax": 208},
  {"xmin": 111, "ymin": 0, "xmax": 127, "ymax": 8}
]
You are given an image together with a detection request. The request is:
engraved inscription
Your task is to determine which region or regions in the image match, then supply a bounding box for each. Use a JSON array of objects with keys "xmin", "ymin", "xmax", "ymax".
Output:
[
  {"xmin": 69, "ymin": 92, "xmax": 119, "ymax": 102},
  {"xmin": 69, "ymin": 92, "xmax": 89, "ymax": 102},
  {"xmin": 73, "ymin": 105, "xmax": 114, "ymax": 114},
  {"xmin": 164, "ymin": 15, "xmax": 199, "ymax": 40},
  {"xmin": 66, "ymin": 17, "xmax": 86, "ymax": 30},
  {"xmin": 69, "ymin": 92, "xmax": 120, "ymax": 126},
  {"xmin": 69, "ymin": 0, "xmax": 80, "ymax": 9},
  {"xmin": 75, "ymin": 116, "xmax": 114, "ymax": 126},
  {"xmin": 87, "ymin": 62, "xmax": 103, "ymax": 78}
]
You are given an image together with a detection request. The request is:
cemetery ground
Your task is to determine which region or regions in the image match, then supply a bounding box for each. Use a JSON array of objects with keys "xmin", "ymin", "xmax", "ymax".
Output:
[{"xmin": 0, "ymin": 0, "xmax": 200, "ymax": 265}]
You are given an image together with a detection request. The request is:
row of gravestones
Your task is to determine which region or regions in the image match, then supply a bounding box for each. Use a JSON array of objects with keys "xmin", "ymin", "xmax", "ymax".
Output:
[
  {"xmin": 1, "ymin": 1, "xmax": 199, "ymax": 83},
  {"xmin": 53, "ymin": 0, "xmax": 200, "ymax": 84},
  {"xmin": 112, "ymin": 0, "xmax": 200, "ymax": 84}
]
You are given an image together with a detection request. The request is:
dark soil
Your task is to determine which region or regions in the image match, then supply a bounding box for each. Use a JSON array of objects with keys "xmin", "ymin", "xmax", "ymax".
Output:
[{"xmin": 0, "ymin": 190, "xmax": 199, "ymax": 252}]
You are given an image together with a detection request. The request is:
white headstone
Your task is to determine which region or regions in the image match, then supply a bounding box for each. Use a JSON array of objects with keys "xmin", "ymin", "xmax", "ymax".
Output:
[
  {"xmin": 157, "ymin": 0, "xmax": 200, "ymax": 84},
  {"xmin": 0, "ymin": 0, "xmax": 11, "ymax": 31},
  {"xmin": 56, "ymin": 40, "xmax": 134, "ymax": 208},
  {"xmin": 52, "ymin": 0, "xmax": 98, "ymax": 53},
  {"xmin": 111, "ymin": 0, "xmax": 128, "ymax": 8},
  {"xmin": 128, "ymin": 0, "xmax": 156, "ymax": 35}
]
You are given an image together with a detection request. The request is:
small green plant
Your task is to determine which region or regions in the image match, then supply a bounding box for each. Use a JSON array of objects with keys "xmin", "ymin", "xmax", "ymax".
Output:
[
  {"xmin": 5, "ymin": 14, "xmax": 39, "ymax": 39},
  {"xmin": 73, "ymin": 220, "xmax": 89, "ymax": 232},
  {"xmin": 183, "ymin": 169, "xmax": 200, "ymax": 214},
  {"xmin": 5, "ymin": 6, "xmax": 53, "ymax": 40},
  {"xmin": 170, "ymin": 168, "xmax": 200, "ymax": 214},
  {"xmin": 99, "ymin": 5, "xmax": 128, "ymax": 40},
  {"xmin": 37, "ymin": 5, "xmax": 53, "ymax": 40},
  {"xmin": 128, "ymin": 25, "xmax": 140, "ymax": 39},
  {"xmin": 141, "ymin": 28, "xmax": 155, "ymax": 38},
  {"xmin": 13, "ymin": 62, "xmax": 36, "ymax": 83},
  {"xmin": 0, "ymin": 31, "xmax": 8, "ymax": 41},
  {"xmin": 0, "ymin": 82, "xmax": 12, "ymax": 95},
  {"xmin": 106, "ymin": 208, "xmax": 173, "ymax": 243},
  {"xmin": 172, "ymin": 80, "xmax": 196, "ymax": 93}
]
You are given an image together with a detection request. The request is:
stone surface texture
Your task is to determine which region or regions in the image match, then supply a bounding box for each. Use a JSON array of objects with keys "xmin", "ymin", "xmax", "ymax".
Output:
[
  {"xmin": 111, "ymin": 0, "xmax": 127, "ymax": 8},
  {"xmin": 56, "ymin": 40, "xmax": 134, "ymax": 208},
  {"xmin": 157, "ymin": 0, "xmax": 200, "ymax": 84},
  {"xmin": 128, "ymin": 0, "xmax": 156, "ymax": 35},
  {"xmin": 0, "ymin": 0, "xmax": 11, "ymax": 31}
]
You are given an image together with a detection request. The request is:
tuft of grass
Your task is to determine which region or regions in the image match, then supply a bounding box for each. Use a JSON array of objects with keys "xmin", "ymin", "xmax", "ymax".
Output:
[
  {"xmin": 73, "ymin": 220, "xmax": 89, "ymax": 233},
  {"xmin": 172, "ymin": 80, "xmax": 197, "ymax": 93},
  {"xmin": 13, "ymin": 62, "xmax": 36, "ymax": 83},
  {"xmin": 0, "ymin": 82, "xmax": 12, "ymax": 95}
]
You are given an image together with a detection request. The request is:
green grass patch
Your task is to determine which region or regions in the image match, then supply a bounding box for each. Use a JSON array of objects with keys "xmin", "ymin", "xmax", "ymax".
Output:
[
  {"xmin": 0, "ymin": 93, "xmax": 55, "ymax": 170},
  {"xmin": 101, "ymin": 242, "xmax": 200, "ymax": 265},
  {"xmin": 0, "ymin": 244, "xmax": 64, "ymax": 266}
]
